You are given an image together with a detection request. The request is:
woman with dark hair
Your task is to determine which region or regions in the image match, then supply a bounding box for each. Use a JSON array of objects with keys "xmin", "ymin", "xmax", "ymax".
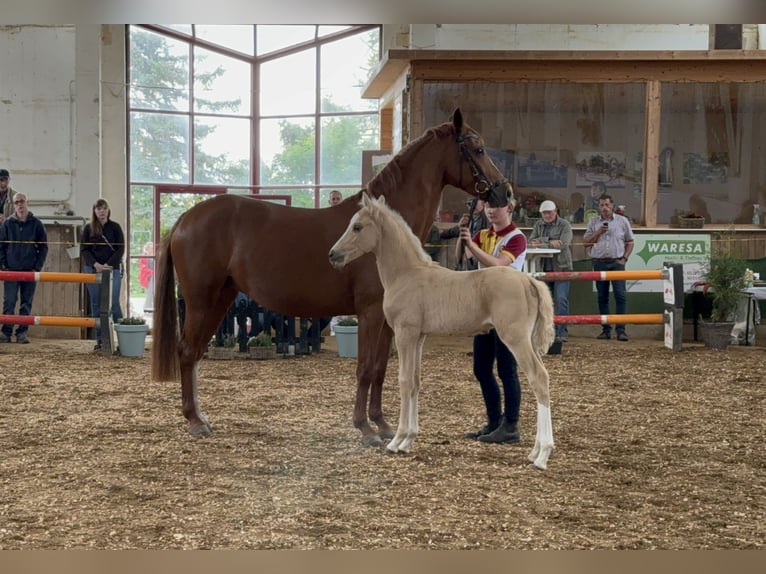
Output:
[{"xmin": 80, "ymin": 198, "xmax": 125, "ymax": 350}]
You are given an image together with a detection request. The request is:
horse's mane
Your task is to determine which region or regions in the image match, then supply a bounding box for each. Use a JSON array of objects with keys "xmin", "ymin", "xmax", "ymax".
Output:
[
  {"xmin": 366, "ymin": 122, "xmax": 454, "ymax": 198},
  {"xmin": 367, "ymin": 196, "xmax": 434, "ymax": 265}
]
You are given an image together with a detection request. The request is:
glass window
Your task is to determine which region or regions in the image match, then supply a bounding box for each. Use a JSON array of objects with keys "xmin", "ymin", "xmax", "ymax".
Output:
[
  {"xmin": 193, "ymin": 116, "xmax": 251, "ymax": 185},
  {"xmin": 193, "ymin": 46, "xmax": 251, "ymax": 115},
  {"xmin": 129, "ymin": 28, "xmax": 190, "ymax": 112},
  {"xmin": 320, "ymin": 115, "xmax": 379, "ymax": 185},
  {"xmin": 659, "ymin": 82, "xmax": 766, "ymax": 224},
  {"xmin": 258, "ymin": 188, "xmax": 315, "ymax": 208},
  {"xmin": 257, "ymin": 25, "xmax": 316, "ymax": 55},
  {"xmin": 423, "ymin": 81, "xmax": 647, "ymax": 225},
  {"xmin": 259, "ymin": 116, "xmax": 316, "ymax": 186},
  {"xmin": 195, "ymin": 25, "xmax": 254, "ymax": 55},
  {"xmin": 130, "ymin": 111, "xmax": 190, "ymax": 184},
  {"xmin": 320, "ymin": 30, "xmax": 380, "ymax": 112},
  {"xmin": 260, "ymin": 48, "xmax": 317, "ymax": 116}
]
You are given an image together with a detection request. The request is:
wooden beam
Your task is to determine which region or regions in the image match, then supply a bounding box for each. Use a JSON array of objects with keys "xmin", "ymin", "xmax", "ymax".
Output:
[{"xmin": 643, "ymin": 80, "xmax": 661, "ymax": 227}]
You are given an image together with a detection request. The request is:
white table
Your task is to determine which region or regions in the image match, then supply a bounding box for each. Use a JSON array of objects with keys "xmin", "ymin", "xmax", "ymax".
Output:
[{"xmin": 524, "ymin": 247, "xmax": 561, "ymax": 274}]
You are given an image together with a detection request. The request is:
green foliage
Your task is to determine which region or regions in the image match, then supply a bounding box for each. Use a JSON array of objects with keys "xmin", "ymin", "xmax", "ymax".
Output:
[
  {"xmin": 705, "ymin": 231, "xmax": 748, "ymax": 322},
  {"xmin": 222, "ymin": 335, "xmax": 238, "ymax": 348},
  {"xmin": 337, "ymin": 316, "xmax": 358, "ymax": 326},
  {"xmin": 117, "ymin": 316, "xmax": 146, "ymax": 325},
  {"xmin": 247, "ymin": 333, "xmax": 274, "ymax": 347}
]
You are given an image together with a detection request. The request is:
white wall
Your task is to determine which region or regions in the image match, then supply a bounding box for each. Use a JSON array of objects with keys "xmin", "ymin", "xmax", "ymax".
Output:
[
  {"xmin": 0, "ymin": 24, "xmax": 124, "ymax": 223},
  {"xmin": 0, "ymin": 25, "xmax": 76, "ymax": 214}
]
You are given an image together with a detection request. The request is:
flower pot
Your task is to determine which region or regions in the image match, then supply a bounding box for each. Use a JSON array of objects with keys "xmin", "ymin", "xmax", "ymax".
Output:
[
  {"xmin": 114, "ymin": 323, "xmax": 149, "ymax": 357},
  {"xmin": 248, "ymin": 346, "xmax": 276, "ymax": 360},
  {"xmin": 207, "ymin": 347, "xmax": 235, "ymax": 360},
  {"xmin": 678, "ymin": 217, "xmax": 704, "ymax": 229},
  {"xmin": 334, "ymin": 325, "xmax": 358, "ymax": 358},
  {"xmin": 699, "ymin": 319, "xmax": 735, "ymax": 350}
]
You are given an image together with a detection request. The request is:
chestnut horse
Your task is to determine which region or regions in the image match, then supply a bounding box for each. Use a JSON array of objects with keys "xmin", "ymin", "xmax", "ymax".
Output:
[
  {"xmin": 329, "ymin": 193, "xmax": 555, "ymax": 468},
  {"xmin": 151, "ymin": 109, "xmax": 510, "ymax": 445}
]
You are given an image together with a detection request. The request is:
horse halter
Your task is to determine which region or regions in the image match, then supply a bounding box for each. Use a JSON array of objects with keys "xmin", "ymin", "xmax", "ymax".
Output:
[{"xmin": 456, "ymin": 132, "xmax": 510, "ymax": 207}]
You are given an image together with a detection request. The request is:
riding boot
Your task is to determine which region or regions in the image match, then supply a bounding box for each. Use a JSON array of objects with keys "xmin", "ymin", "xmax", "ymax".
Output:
[
  {"xmin": 464, "ymin": 419, "xmax": 500, "ymax": 440},
  {"xmin": 478, "ymin": 419, "xmax": 520, "ymax": 444}
]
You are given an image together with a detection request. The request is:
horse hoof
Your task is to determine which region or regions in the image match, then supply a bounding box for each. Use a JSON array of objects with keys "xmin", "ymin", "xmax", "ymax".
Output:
[
  {"xmin": 362, "ymin": 434, "xmax": 383, "ymax": 448},
  {"xmin": 377, "ymin": 427, "xmax": 396, "ymax": 440},
  {"xmin": 189, "ymin": 423, "xmax": 212, "ymax": 437},
  {"xmin": 526, "ymin": 462, "xmax": 545, "ymax": 471}
]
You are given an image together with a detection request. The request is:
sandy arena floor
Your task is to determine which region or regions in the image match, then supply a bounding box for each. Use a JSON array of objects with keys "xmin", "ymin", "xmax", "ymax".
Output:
[{"xmin": 0, "ymin": 334, "xmax": 764, "ymax": 549}]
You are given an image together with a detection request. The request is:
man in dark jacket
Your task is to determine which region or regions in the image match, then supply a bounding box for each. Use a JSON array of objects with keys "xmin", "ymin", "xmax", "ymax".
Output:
[{"xmin": 0, "ymin": 192, "xmax": 48, "ymax": 343}]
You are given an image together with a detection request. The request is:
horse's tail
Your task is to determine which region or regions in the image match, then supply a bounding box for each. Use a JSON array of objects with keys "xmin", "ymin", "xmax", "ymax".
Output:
[
  {"xmin": 528, "ymin": 275, "xmax": 556, "ymax": 355},
  {"xmin": 151, "ymin": 221, "xmax": 182, "ymax": 382}
]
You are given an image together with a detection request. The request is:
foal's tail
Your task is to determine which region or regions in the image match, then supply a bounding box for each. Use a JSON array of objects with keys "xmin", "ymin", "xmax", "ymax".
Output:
[
  {"xmin": 528, "ymin": 276, "xmax": 556, "ymax": 355},
  {"xmin": 151, "ymin": 221, "xmax": 182, "ymax": 382}
]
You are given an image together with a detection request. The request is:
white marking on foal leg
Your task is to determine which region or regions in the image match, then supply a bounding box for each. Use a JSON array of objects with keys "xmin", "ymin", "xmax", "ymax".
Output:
[
  {"xmin": 528, "ymin": 403, "xmax": 554, "ymax": 470},
  {"xmin": 398, "ymin": 389, "xmax": 419, "ymax": 452}
]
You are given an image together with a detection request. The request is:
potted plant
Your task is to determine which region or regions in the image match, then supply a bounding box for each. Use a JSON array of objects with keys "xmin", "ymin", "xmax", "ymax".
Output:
[
  {"xmin": 114, "ymin": 316, "xmax": 149, "ymax": 357},
  {"xmin": 678, "ymin": 210, "xmax": 705, "ymax": 229},
  {"xmin": 334, "ymin": 316, "xmax": 358, "ymax": 358},
  {"xmin": 698, "ymin": 234, "xmax": 748, "ymax": 350},
  {"xmin": 208, "ymin": 334, "xmax": 238, "ymax": 360},
  {"xmin": 247, "ymin": 332, "xmax": 276, "ymax": 360}
]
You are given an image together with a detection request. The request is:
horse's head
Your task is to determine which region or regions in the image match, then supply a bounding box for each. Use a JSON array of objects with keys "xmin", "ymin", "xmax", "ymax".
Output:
[
  {"xmin": 451, "ymin": 108, "xmax": 513, "ymax": 208},
  {"xmin": 329, "ymin": 192, "xmax": 382, "ymax": 269}
]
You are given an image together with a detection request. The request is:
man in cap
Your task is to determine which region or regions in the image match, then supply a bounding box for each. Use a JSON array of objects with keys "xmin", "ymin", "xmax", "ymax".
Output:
[
  {"xmin": 0, "ymin": 169, "xmax": 15, "ymax": 224},
  {"xmin": 528, "ymin": 199, "xmax": 573, "ymax": 342}
]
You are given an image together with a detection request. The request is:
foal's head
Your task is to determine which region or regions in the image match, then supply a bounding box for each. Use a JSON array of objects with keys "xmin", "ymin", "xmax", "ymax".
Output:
[{"xmin": 328, "ymin": 192, "xmax": 384, "ymax": 269}]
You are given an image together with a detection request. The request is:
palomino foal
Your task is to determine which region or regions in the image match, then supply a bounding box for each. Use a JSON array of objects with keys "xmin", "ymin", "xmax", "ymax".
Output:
[{"xmin": 329, "ymin": 193, "xmax": 556, "ymax": 469}]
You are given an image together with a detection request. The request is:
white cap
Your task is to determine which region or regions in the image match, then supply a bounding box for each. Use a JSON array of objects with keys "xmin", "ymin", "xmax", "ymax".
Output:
[{"xmin": 539, "ymin": 200, "xmax": 557, "ymax": 213}]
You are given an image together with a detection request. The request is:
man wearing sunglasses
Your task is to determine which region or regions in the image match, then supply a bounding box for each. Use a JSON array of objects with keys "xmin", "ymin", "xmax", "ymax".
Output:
[{"xmin": 0, "ymin": 192, "xmax": 49, "ymax": 344}]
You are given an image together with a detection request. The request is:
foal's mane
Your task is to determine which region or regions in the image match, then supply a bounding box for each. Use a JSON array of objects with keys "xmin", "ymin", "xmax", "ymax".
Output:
[
  {"xmin": 367, "ymin": 196, "xmax": 433, "ymax": 265},
  {"xmin": 366, "ymin": 122, "xmax": 455, "ymax": 198}
]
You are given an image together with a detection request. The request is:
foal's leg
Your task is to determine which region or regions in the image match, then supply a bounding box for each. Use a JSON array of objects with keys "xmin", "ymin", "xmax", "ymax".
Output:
[
  {"xmin": 394, "ymin": 333, "xmax": 427, "ymax": 453},
  {"xmin": 496, "ymin": 331, "xmax": 554, "ymax": 470},
  {"xmin": 178, "ymin": 285, "xmax": 237, "ymax": 436},
  {"xmin": 387, "ymin": 329, "xmax": 422, "ymax": 453}
]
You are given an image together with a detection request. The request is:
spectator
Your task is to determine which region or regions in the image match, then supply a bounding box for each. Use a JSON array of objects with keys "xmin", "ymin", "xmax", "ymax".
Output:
[
  {"xmin": 583, "ymin": 193, "xmax": 635, "ymax": 341},
  {"xmin": 528, "ymin": 200, "xmax": 573, "ymax": 342},
  {"xmin": 460, "ymin": 193, "xmax": 526, "ymax": 444},
  {"xmin": 80, "ymin": 198, "xmax": 125, "ymax": 350},
  {"xmin": 328, "ymin": 190, "xmax": 343, "ymax": 207},
  {"xmin": 0, "ymin": 168, "xmax": 16, "ymax": 224},
  {"xmin": 139, "ymin": 241, "xmax": 155, "ymax": 314},
  {"xmin": 0, "ymin": 192, "xmax": 48, "ymax": 343}
]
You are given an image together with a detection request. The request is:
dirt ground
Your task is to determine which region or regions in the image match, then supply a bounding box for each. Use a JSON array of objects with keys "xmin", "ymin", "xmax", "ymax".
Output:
[{"xmin": 0, "ymin": 333, "xmax": 764, "ymax": 549}]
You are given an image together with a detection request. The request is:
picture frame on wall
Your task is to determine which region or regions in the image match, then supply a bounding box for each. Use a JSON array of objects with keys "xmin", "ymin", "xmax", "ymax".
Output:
[
  {"xmin": 575, "ymin": 151, "xmax": 626, "ymax": 188},
  {"xmin": 516, "ymin": 150, "xmax": 568, "ymax": 188}
]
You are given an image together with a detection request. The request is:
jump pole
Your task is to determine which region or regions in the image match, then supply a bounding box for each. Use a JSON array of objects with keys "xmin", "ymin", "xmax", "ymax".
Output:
[
  {"xmin": 0, "ymin": 271, "xmax": 101, "ymax": 283},
  {"xmin": 0, "ymin": 315, "xmax": 98, "ymax": 328},
  {"xmin": 532, "ymin": 269, "xmax": 669, "ymax": 282},
  {"xmin": 0, "ymin": 268, "xmax": 113, "ymax": 355},
  {"xmin": 554, "ymin": 314, "xmax": 666, "ymax": 325},
  {"xmin": 534, "ymin": 264, "xmax": 686, "ymax": 351}
]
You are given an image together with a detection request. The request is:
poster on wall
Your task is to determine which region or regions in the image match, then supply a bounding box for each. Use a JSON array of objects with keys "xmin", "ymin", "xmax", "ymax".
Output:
[
  {"xmin": 516, "ymin": 151, "xmax": 568, "ymax": 188},
  {"xmin": 486, "ymin": 148, "xmax": 515, "ymax": 183},
  {"xmin": 619, "ymin": 233, "xmax": 710, "ymax": 293},
  {"xmin": 575, "ymin": 151, "xmax": 626, "ymax": 188},
  {"xmin": 682, "ymin": 152, "xmax": 729, "ymax": 184}
]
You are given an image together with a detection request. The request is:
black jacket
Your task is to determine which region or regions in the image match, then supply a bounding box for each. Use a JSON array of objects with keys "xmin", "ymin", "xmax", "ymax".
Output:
[
  {"xmin": 0, "ymin": 212, "xmax": 49, "ymax": 271},
  {"xmin": 80, "ymin": 219, "xmax": 125, "ymax": 268}
]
